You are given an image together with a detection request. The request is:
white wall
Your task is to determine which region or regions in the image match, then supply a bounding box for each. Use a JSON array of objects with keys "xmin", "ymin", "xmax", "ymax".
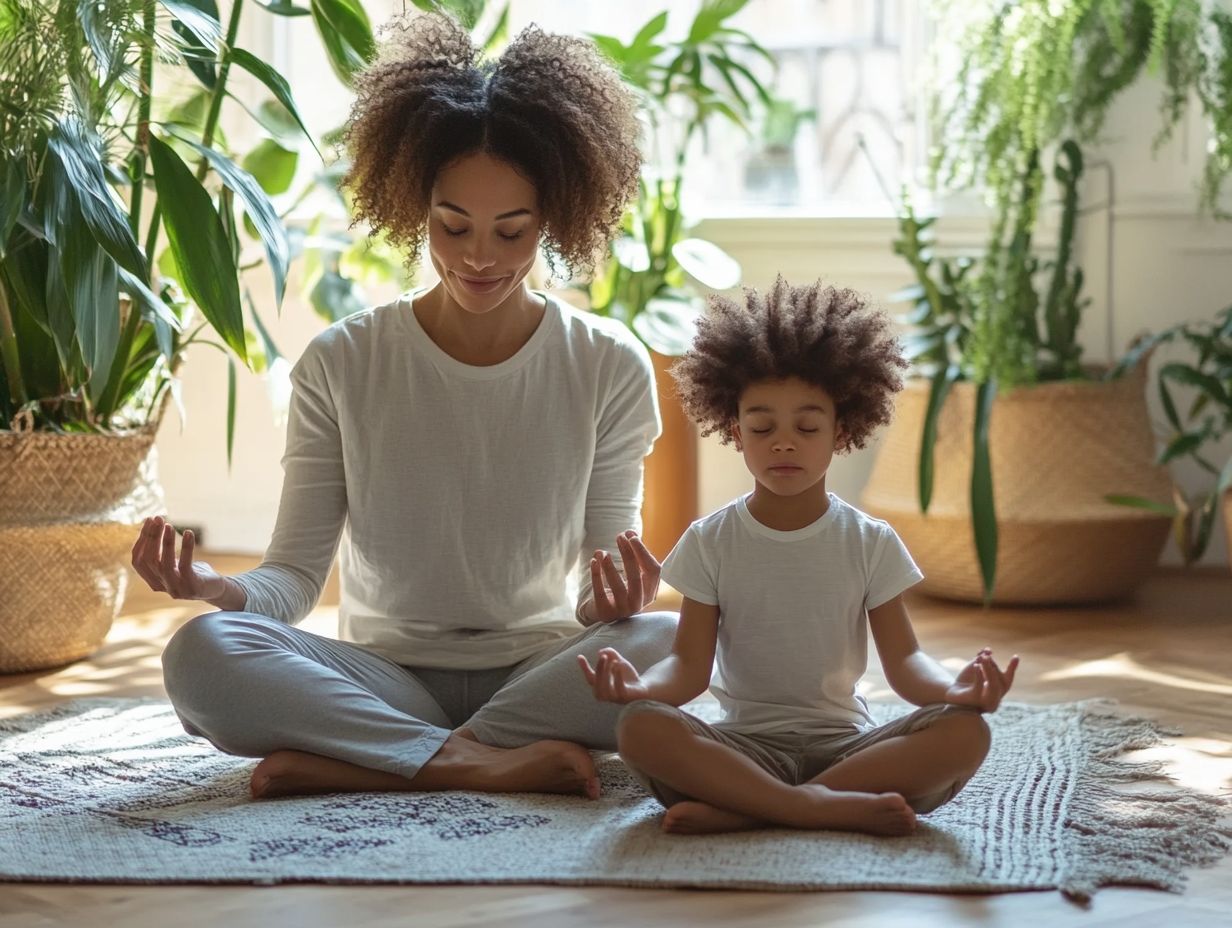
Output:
[{"xmin": 154, "ymin": 24, "xmax": 1232, "ymax": 568}]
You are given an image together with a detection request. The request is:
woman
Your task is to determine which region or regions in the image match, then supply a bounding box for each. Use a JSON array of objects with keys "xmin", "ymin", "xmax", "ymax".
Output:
[{"xmin": 132, "ymin": 13, "xmax": 676, "ymax": 801}]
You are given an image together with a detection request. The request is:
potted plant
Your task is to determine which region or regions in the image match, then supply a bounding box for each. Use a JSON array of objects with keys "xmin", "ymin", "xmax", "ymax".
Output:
[
  {"xmin": 582, "ymin": 0, "xmax": 774, "ymax": 558},
  {"xmin": 0, "ymin": 0, "xmax": 379, "ymax": 672},
  {"xmin": 860, "ymin": 0, "xmax": 1232, "ymax": 604},
  {"xmin": 743, "ymin": 94, "xmax": 814, "ymax": 206},
  {"xmin": 1108, "ymin": 304, "xmax": 1232, "ymax": 571}
]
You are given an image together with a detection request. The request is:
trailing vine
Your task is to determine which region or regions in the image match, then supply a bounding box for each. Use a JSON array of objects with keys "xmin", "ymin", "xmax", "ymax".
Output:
[{"xmin": 924, "ymin": 0, "xmax": 1232, "ymax": 391}]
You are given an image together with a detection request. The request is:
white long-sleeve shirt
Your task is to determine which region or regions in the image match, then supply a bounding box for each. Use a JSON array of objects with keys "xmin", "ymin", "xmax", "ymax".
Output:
[{"xmin": 232, "ymin": 291, "xmax": 661, "ymax": 669}]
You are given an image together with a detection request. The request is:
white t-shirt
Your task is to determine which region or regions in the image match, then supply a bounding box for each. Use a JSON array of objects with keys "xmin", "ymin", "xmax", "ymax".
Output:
[
  {"xmin": 661, "ymin": 493, "xmax": 923, "ymax": 734},
  {"xmin": 232, "ymin": 291, "xmax": 661, "ymax": 670}
]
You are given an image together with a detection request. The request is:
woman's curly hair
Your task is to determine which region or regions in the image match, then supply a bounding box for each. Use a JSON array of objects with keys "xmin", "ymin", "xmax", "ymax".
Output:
[
  {"xmin": 671, "ymin": 276, "xmax": 908, "ymax": 453},
  {"xmin": 342, "ymin": 12, "xmax": 642, "ymax": 273}
]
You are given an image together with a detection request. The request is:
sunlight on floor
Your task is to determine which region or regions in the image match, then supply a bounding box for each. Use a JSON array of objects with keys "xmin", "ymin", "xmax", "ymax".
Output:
[
  {"xmin": 1041, "ymin": 653, "xmax": 1232, "ymax": 695},
  {"xmin": 1120, "ymin": 739, "xmax": 1232, "ymax": 797}
]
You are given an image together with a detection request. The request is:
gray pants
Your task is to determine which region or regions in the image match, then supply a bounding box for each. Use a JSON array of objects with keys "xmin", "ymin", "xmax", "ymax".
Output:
[
  {"xmin": 162, "ymin": 610, "xmax": 678, "ymax": 780},
  {"xmin": 620, "ymin": 700, "xmax": 983, "ymax": 814}
]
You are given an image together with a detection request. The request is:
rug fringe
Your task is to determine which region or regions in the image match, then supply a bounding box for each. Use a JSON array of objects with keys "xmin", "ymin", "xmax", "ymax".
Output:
[{"xmin": 1059, "ymin": 705, "xmax": 1232, "ymax": 902}]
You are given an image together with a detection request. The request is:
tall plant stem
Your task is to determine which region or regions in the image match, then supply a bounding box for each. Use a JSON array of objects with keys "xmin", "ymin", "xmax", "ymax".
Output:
[
  {"xmin": 197, "ymin": 0, "xmax": 245, "ymax": 181},
  {"xmin": 0, "ymin": 283, "xmax": 28, "ymax": 409},
  {"xmin": 128, "ymin": 0, "xmax": 157, "ymax": 252},
  {"xmin": 141, "ymin": 0, "xmax": 244, "ymax": 275}
]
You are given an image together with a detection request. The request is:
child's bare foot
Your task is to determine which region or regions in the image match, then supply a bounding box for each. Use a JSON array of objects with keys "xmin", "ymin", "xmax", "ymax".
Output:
[
  {"xmin": 251, "ymin": 739, "xmax": 600, "ymax": 800},
  {"xmin": 661, "ymin": 789, "xmax": 916, "ymax": 836},
  {"xmin": 663, "ymin": 800, "xmax": 764, "ymax": 834},
  {"xmin": 797, "ymin": 784, "xmax": 917, "ymax": 836}
]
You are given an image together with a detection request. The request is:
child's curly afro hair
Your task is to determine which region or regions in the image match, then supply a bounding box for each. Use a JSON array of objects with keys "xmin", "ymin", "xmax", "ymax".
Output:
[
  {"xmin": 342, "ymin": 12, "xmax": 642, "ymax": 272},
  {"xmin": 671, "ymin": 276, "xmax": 908, "ymax": 453}
]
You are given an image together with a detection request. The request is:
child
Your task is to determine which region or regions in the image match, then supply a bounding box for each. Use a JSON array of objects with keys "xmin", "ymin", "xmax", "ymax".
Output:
[{"xmin": 577, "ymin": 276, "xmax": 1018, "ymax": 836}]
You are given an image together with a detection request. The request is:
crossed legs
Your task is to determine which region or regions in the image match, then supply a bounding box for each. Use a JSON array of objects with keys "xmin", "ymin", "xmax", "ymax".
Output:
[{"xmin": 617, "ymin": 705, "xmax": 990, "ymax": 836}]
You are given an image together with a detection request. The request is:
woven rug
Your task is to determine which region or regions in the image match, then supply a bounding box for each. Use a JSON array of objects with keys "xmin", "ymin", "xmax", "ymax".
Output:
[{"xmin": 1, "ymin": 698, "xmax": 1228, "ymax": 899}]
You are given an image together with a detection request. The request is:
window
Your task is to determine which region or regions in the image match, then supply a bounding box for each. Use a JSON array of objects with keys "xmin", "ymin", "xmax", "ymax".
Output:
[{"xmin": 277, "ymin": 1, "xmax": 923, "ymax": 217}]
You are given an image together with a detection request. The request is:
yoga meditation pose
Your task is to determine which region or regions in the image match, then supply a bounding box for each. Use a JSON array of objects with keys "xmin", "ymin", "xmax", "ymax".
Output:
[
  {"xmin": 131, "ymin": 13, "xmax": 677, "ymax": 800},
  {"xmin": 580, "ymin": 277, "xmax": 1019, "ymax": 836}
]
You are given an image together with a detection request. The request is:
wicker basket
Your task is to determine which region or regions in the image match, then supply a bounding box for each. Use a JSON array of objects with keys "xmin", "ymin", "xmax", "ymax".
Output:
[
  {"xmin": 0, "ymin": 429, "xmax": 163, "ymax": 673},
  {"xmin": 860, "ymin": 365, "xmax": 1172, "ymax": 605}
]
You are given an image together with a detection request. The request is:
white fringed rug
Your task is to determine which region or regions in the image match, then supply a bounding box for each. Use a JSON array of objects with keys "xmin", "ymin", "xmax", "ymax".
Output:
[{"xmin": 1, "ymin": 698, "xmax": 1227, "ymax": 899}]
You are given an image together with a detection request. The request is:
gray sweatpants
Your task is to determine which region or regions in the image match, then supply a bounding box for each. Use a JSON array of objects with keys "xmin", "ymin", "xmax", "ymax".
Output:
[{"xmin": 161, "ymin": 610, "xmax": 678, "ymax": 780}]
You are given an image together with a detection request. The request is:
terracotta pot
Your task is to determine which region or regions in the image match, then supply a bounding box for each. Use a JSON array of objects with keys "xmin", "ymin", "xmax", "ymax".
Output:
[
  {"xmin": 861, "ymin": 366, "xmax": 1172, "ymax": 605},
  {"xmin": 641, "ymin": 351, "xmax": 698, "ymax": 562},
  {"xmin": 1224, "ymin": 487, "xmax": 1232, "ymax": 575}
]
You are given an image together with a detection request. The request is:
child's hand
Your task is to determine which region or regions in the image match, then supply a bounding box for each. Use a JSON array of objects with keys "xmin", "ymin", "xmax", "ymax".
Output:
[
  {"xmin": 582, "ymin": 531, "xmax": 662, "ymax": 624},
  {"xmin": 577, "ymin": 647, "xmax": 652, "ymax": 704},
  {"xmin": 945, "ymin": 648, "xmax": 1019, "ymax": 713}
]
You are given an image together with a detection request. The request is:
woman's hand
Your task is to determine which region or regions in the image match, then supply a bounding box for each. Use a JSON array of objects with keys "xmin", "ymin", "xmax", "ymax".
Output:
[
  {"xmin": 577, "ymin": 647, "xmax": 651, "ymax": 704},
  {"xmin": 945, "ymin": 648, "xmax": 1019, "ymax": 713},
  {"xmin": 582, "ymin": 530, "xmax": 661, "ymax": 624},
  {"xmin": 130, "ymin": 516, "xmax": 227, "ymax": 603}
]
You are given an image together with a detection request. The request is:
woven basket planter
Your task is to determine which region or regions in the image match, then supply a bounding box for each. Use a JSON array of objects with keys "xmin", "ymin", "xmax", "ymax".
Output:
[
  {"xmin": 860, "ymin": 365, "xmax": 1171, "ymax": 605},
  {"xmin": 0, "ymin": 429, "xmax": 163, "ymax": 673}
]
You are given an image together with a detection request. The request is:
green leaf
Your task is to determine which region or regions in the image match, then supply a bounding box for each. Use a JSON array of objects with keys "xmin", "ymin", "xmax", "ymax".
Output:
[
  {"xmin": 5, "ymin": 259, "xmax": 63, "ymax": 401},
  {"xmin": 888, "ymin": 284, "xmax": 927, "ymax": 304},
  {"xmin": 919, "ymin": 365, "xmax": 959, "ymax": 513},
  {"xmin": 226, "ymin": 355, "xmax": 237, "ymax": 468},
  {"xmin": 47, "ymin": 125, "xmax": 148, "ymax": 280},
  {"xmin": 1160, "ymin": 431, "xmax": 1206, "ymax": 464},
  {"xmin": 710, "ymin": 54, "xmax": 772, "ymax": 109},
  {"xmin": 178, "ymin": 136, "xmax": 290, "ymax": 308},
  {"xmin": 612, "ymin": 237, "xmax": 650, "ymax": 273},
  {"xmin": 1158, "ymin": 376, "xmax": 1182, "ymax": 432},
  {"xmin": 479, "ymin": 2, "xmax": 510, "ymax": 56},
  {"xmin": 117, "ymin": 267, "xmax": 179, "ymax": 359},
  {"xmin": 672, "ymin": 238, "xmax": 741, "ymax": 289},
  {"xmin": 57, "ymin": 196, "xmax": 120, "ymax": 390},
  {"xmin": 589, "ymin": 33, "xmax": 628, "ymax": 65},
  {"xmin": 256, "ymin": 0, "xmax": 312, "ymax": 14},
  {"xmin": 148, "ymin": 134, "xmax": 247, "ymax": 362},
  {"xmin": 243, "ymin": 98, "xmax": 304, "ymax": 148},
  {"xmin": 1160, "ymin": 361, "xmax": 1229, "ymax": 408},
  {"xmin": 310, "ymin": 0, "xmax": 376, "ymax": 85},
  {"xmin": 158, "ymin": 0, "xmax": 222, "ymax": 50},
  {"xmin": 631, "ymin": 296, "xmax": 703, "ymax": 356},
  {"xmin": 4, "ymin": 236, "xmax": 76, "ymax": 385},
  {"xmin": 309, "ymin": 267, "xmax": 366, "ymax": 322},
  {"xmin": 1104, "ymin": 494, "xmax": 1179, "ymax": 516},
  {"xmin": 971, "ymin": 379, "xmax": 998, "ymax": 602},
  {"xmin": 1, "ymin": 157, "xmax": 24, "ymax": 257},
  {"xmin": 688, "ymin": 0, "xmax": 749, "ymax": 44},
  {"xmin": 229, "ymin": 48, "xmax": 324, "ymax": 161},
  {"xmin": 240, "ymin": 139, "xmax": 299, "ymax": 196},
  {"xmin": 164, "ymin": 0, "xmax": 220, "ymax": 89},
  {"xmin": 632, "ymin": 11, "xmax": 669, "ymax": 50}
]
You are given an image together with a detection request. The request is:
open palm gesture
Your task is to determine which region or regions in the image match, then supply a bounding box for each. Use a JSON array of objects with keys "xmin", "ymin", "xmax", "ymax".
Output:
[
  {"xmin": 583, "ymin": 530, "xmax": 661, "ymax": 623},
  {"xmin": 130, "ymin": 516, "xmax": 226, "ymax": 602}
]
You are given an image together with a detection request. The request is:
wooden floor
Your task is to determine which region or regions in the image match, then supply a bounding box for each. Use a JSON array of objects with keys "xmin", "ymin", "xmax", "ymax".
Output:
[{"xmin": 1, "ymin": 559, "xmax": 1230, "ymax": 927}]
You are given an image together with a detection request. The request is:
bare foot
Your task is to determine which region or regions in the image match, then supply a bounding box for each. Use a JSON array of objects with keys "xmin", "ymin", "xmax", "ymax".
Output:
[
  {"xmin": 251, "ymin": 750, "xmax": 409, "ymax": 799},
  {"xmin": 476, "ymin": 739, "xmax": 600, "ymax": 799},
  {"xmin": 663, "ymin": 801, "xmax": 764, "ymax": 835},
  {"xmin": 250, "ymin": 738, "xmax": 600, "ymax": 800},
  {"xmin": 796, "ymin": 784, "xmax": 917, "ymax": 836}
]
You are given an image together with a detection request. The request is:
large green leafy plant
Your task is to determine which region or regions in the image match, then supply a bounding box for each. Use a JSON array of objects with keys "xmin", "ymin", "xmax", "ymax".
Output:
[
  {"xmin": 581, "ymin": 0, "xmax": 774, "ymax": 354},
  {"xmin": 1108, "ymin": 304, "xmax": 1232, "ymax": 564},
  {"xmin": 0, "ymin": 0, "xmax": 379, "ymax": 454},
  {"xmin": 895, "ymin": 0, "xmax": 1232, "ymax": 598}
]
